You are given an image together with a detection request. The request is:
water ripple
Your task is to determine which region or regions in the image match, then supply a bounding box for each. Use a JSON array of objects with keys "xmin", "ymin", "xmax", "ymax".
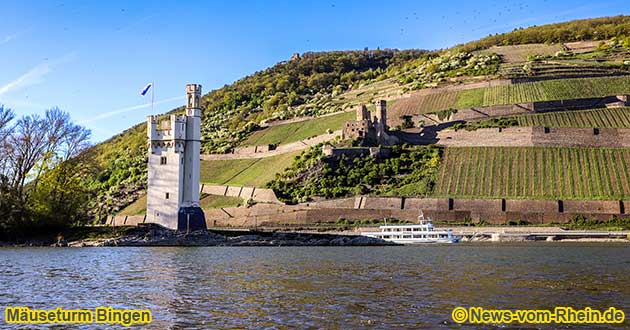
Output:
[{"xmin": 0, "ymin": 243, "xmax": 628, "ymax": 329}]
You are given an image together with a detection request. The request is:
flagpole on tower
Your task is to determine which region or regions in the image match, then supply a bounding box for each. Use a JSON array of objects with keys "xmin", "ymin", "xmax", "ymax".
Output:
[{"xmin": 151, "ymin": 80, "xmax": 155, "ymax": 115}]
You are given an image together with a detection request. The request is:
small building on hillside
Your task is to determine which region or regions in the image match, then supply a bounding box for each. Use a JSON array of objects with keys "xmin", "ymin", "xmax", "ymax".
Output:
[{"xmin": 342, "ymin": 100, "xmax": 397, "ymax": 145}]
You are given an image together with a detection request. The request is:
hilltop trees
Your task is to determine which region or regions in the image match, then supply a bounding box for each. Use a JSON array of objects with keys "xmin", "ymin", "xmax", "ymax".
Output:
[
  {"xmin": 458, "ymin": 16, "xmax": 630, "ymax": 51},
  {"xmin": 0, "ymin": 106, "xmax": 93, "ymax": 237},
  {"xmin": 201, "ymin": 49, "xmax": 427, "ymax": 153}
]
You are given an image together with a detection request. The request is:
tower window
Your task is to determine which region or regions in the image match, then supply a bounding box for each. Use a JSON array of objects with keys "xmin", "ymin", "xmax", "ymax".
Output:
[
  {"xmin": 165, "ymin": 192, "xmax": 170, "ymax": 199},
  {"xmin": 160, "ymin": 156, "xmax": 167, "ymax": 165}
]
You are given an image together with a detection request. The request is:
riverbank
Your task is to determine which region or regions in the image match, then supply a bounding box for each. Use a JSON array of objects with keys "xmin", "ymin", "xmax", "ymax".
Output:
[
  {"xmin": 0, "ymin": 224, "xmax": 395, "ymax": 247},
  {"xmin": 1, "ymin": 224, "xmax": 628, "ymax": 247}
]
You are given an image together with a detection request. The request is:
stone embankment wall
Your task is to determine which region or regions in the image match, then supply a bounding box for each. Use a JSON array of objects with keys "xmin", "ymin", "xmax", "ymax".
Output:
[
  {"xmin": 107, "ymin": 196, "xmax": 628, "ymax": 228},
  {"xmin": 531, "ymin": 127, "xmax": 630, "ymax": 148},
  {"xmin": 435, "ymin": 127, "xmax": 630, "ymax": 147},
  {"xmin": 200, "ymin": 184, "xmax": 282, "ymax": 204},
  {"xmin": 301, "ymin": 197, "xmax": 628, "ymax": 224},
  {"xmin": 201, "ymin": 130, "xmax": 341, "ymax": 160}
]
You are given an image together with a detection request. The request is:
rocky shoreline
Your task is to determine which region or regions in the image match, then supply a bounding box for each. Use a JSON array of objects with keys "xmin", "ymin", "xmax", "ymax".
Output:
[
  {"xmin": 2, "ymin": 224, "xmax": 629, "ymax": 247},
  {"xmin": 59, "ymin": 225, "xmax": 396, "ymax": 247}
]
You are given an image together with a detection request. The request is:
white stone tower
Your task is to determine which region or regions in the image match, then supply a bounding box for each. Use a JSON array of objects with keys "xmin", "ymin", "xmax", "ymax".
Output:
[{"xmin": 146, "ymin": 84, "xmax": 206, "ymax": 231}]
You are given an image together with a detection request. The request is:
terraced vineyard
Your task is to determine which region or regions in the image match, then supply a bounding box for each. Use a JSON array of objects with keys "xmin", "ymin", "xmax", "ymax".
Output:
[
  {"xmin": 499, "ymin": 61, "xmax": 629, "ymax": 79},
  {"xmin": 391, "ymin": 76, "xmax": 630, "ymax": 115},
  {"xmin": 435, "ymin": 147, "xmax": 630, "ymax": 199},
  {"xmin": 476, "ymin": 44, "xmax": 564, "ymax": 63},
  {"xmin": 517, "ymin": 107, "xmax": 630, "ymax": 128},
  {"xmin": 482, "ymin": 81, "xmax": 546, "ymax": 105}
]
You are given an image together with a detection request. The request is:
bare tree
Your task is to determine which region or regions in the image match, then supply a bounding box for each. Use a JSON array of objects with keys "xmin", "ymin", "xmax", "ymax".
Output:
[
  {"xmin": 6, "ymin": 114, "xmax": 49, "ymax": 198},
  {"xmin": 4, "ymin": 107, "xmax": 91, "ymax": 200},
  {"xmin": 0, "ymin": 106, "xmax": 16, "ymax": 177},
  {"xmin": 29, "ymin": 108, "xmax": 91, "ymax": 189}
]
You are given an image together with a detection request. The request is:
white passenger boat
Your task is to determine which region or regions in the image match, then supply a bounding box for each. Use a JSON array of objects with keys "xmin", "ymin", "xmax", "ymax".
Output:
[{"xmin": 361, "ymin": 212, "xmax": 460, "ymax": 244}]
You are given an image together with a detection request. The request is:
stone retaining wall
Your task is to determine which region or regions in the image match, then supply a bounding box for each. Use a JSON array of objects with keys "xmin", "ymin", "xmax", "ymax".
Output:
[
  {"xmin": 108, "ymin": 195, "xmax": 628, "ymax": 228},
  {"xmin": 207, "ymin": 197, "xmax": 627, "ymax": 227},
  {"xmin": 435, "ymin": 127, "xmax": 630, "ymax": 147},
  {"xmin": 400, "ymin": 96, "xmax": 623, "ymax": 127},
  {"xmin": 436, "ymin": 127, "xmax": 534, "ymax": 147},
  {"xmin": 531, "ymin": 127, "xmax": 630, "ymax": 147},
  {"xmin": 201, "ymin": 184, "xmax": 282, "ymax": 204}
]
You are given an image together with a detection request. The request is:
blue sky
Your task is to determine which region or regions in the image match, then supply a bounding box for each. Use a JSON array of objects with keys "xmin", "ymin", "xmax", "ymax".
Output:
[{"xmin": 0, "ymin": 0, "xmax": 627, "ymax": 141}]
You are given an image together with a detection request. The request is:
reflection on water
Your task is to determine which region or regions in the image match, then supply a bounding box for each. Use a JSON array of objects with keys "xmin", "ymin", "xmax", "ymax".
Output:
[{"xmin": 0, "ymin": 244, "xmax": 628, "ymax": 329}]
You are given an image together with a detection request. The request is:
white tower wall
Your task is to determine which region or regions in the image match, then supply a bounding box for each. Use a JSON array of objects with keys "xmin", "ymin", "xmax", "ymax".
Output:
[
  {"xmin": 146, "ymin": 84, "xmax": 206, "ymax": 230},
  {"xmin": 182, "ymin": 84, "xmax": 202, "ymax": 207}
]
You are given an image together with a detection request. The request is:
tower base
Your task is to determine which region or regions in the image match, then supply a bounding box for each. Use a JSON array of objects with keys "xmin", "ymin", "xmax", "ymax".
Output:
[{"xmin": 177, "ymin": 207, "xmax": 207, "ymax": 231}]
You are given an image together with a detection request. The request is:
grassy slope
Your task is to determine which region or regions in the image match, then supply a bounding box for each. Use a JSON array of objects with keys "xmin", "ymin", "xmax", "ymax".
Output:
[
  {"xmin": 242, "ymin": 111, "xmax": 354, "ymax": 146},
  {"xmin": 200, "ymin": 151, "xmax": 300, "ymax": 187},
  {"xmin": 435, "ymin": 147, "xmax": 630, "ymax": 200},
  {"xmin": 118, "ymin": 195, "xmax": 147, "ymax": 216},
  {"xmin": 199, "ymin": 195, "xmax": 243, "ymax": 209},
  {"xmin": 117, "ymin": 194, "xmax": 242, "ymax": 215}
]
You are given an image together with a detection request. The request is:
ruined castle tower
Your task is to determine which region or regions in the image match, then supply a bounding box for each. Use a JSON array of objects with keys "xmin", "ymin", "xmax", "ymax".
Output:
[
  {"xmin": 356, "ymin": 104, "xmax": 369, "ymax": 121},
  {"xmin": 342, "ymin": 100, "xmax": 397, "ymax": 145},
  {"xmin": 374, "ymin": 100, "xmax": 387, "ymax": 127},
  {"xmin": 374, "ymin": 100, "xmax": 387, "ymax": 143},
  {"xmin": 146, "ymin": 84, "xmax": 207, "ymax": 231}
]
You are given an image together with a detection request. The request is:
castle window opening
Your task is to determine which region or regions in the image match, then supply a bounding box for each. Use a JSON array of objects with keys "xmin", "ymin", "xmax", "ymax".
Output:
[
  {"xmin": 160, "ymin": 156, "xmax": 167, "ymax": 165},
  {"xmin": 165, "ymin": 192, "xmax": 170, "ymax": 200}
]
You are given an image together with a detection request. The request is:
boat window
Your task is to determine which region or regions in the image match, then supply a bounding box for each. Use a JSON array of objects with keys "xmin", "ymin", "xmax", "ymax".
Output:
[{"xmin": 403, "ymin": 235, "xmax": 411, "ymax": 239}]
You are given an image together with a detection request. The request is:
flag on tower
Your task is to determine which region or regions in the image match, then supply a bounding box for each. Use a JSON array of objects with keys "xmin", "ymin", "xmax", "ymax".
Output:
[{"xmin": 140, "ymin": 83, "xmax": 153, "ymax": 96}]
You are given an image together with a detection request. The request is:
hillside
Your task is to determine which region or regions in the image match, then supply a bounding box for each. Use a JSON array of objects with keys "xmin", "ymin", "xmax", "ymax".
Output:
[{"xmin": 80, "ymin": 16, "xmax": 630, "ymax": 218}]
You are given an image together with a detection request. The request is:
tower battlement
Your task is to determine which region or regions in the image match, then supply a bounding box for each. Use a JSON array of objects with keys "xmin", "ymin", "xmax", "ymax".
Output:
[
  {"xmin": 186, "ymin": 84, "xmax": 202, "ymax": 113},
  {"xmin": 147, "ymin": 115, "xmax": 188, "ymax": 143}
]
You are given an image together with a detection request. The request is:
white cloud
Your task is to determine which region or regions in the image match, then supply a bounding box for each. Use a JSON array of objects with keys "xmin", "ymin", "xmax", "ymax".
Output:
[
  {"xmin": 0, "ymin": 63, "xmax": 51, "ymax": 96},
  {"xmin": 0, "ymin": 53, "xmax": 75, "ymax": 97},
  {"xmin": 0, "ymin": 32, "xmax": 20, "ymax": 45},
  {"xmin": 79, "ymin": 96, "xmax": 185, "ymax": 124}
]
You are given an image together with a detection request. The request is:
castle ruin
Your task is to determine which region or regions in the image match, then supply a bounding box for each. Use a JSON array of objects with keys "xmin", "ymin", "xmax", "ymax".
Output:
[
  {"xmin": 146, "ymin": 84, "xmax": 207, "ymax": 231},
  {"xmin": 342, "ymin": 100, "xmax": 396, "ymax": 145}
]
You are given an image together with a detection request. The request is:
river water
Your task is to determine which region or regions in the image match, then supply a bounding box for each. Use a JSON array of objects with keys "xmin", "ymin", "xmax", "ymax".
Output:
[{"xmin": 0, "ymin": 243, "xmax": 628, "ymax": 329}]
